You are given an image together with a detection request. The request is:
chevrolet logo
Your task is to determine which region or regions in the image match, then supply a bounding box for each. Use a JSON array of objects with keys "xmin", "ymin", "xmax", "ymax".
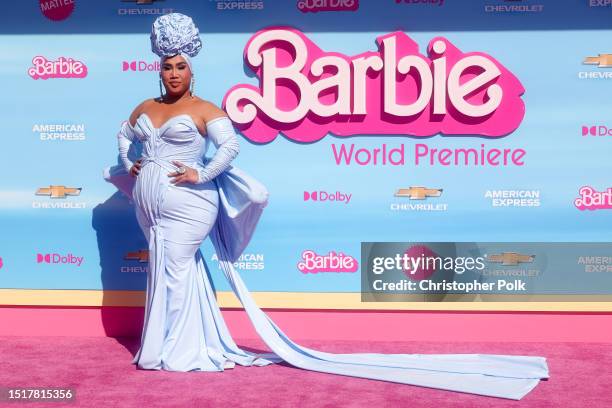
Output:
[
  {"xmin": 395, "ymin": 187, "xmax": 443, "ymax": 200},
  {"xmin": 35, "ymin": 186, "xmax": 82, "ymax": 198},
  {"xmin": 583, "ymin": 54, "xmax": 612, "ymax": 68},
  {"xmin": 486, "ymin": 252, "xmax": 535, "ymax": 266},
  {"xmin": 124, "ymin": 250, "xmax": 149, "ymax": 263}
]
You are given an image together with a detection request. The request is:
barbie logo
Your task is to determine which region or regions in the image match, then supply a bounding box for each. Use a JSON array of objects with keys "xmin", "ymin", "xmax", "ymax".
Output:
[
  {"xmin": 28, "ymin": 56, "xmax": 87, "ymax": 80},
  {"xmin": 574, "ymin": 186, "xmax": 612, "ymax": 211},
  {"xmin": 224, "ymin": 28, "xmax": 524, "ymax": 143},
  {"xmin": 0, "ymin": 256, "xmax": 3, "ymax": 269},
  {"xmin": 297, "ymin": 250, "xmax": 358, "ymax": 273},
  {"xmin": 297, "ymin": 0, "xmax": 358, "ymax": 12}
]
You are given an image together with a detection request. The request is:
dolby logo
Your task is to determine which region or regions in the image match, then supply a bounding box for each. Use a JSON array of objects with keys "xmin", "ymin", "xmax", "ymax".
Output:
[
  {"xmin": 582, "ymin": 125, "xmax": 612, "ymax": 137},
  {"xmin": 122, "ymin": 60, "xmax": 160, "ymax": 72},
  {"xmin": 303, "ymin": 190, "xmax": 352, "ymax": 204},
  {"xmin": 37, "ymin": 252, "xmax": 84, "ymax": 267}
]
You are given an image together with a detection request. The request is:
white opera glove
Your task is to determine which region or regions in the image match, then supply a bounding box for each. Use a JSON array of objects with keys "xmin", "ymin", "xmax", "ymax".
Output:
[
  {"xmin": 117, "ymin": 120, "xmax": 136, "ymax": 172},
  {"xmin": 196, "ymin": 116, "xmax": 240, "ymax": 184}
]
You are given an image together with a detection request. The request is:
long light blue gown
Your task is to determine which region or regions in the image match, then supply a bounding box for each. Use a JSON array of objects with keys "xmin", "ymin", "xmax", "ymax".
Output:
[{"xmin": 103, "ymin": 113, "xmax": 549, "ymax": 400}]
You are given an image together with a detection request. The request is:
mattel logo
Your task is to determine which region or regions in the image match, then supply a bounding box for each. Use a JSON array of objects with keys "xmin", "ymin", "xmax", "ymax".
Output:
[
  {"xmin": 122, "ymin": 60, "xmax": 161, "ymax": 72},
  {"xmin": 303, "ymin": 191, "xmax": 352, "ymax": 204},
  {"xmin": 297, "ymin": 250, "xmax": 358, "ymax": 273},
  {"xmin": 37, "ymin": 252, "xmax": 84, "ymax": 267},
  {"xmin": 40, "ymin": 0, "xmax": 75, "ymax": 21},
  {"xmin": 581, "ymin": 125, "xmax": 612, "ymax": 137},
  {"xmin": 297, "ymin": 0, "xmax": 358, "ymax": 12}
]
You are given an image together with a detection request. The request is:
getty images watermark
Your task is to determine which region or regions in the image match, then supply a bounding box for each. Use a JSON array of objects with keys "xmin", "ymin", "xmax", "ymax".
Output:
[{"xmin": 360, "ymin": 242, "xmax": 612, "ymax": 302}]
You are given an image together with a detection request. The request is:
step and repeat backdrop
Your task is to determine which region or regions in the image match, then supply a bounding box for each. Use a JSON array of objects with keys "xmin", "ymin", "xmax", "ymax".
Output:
[{"xmin": 1, "ymin": 0, "xmax": 611, "ymax": 310}]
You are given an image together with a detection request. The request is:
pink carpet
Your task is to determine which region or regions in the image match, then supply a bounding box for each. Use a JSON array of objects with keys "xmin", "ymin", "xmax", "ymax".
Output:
[{"xmin": 1, "ymin": 336, "xmax": 609, "ymax": 407}]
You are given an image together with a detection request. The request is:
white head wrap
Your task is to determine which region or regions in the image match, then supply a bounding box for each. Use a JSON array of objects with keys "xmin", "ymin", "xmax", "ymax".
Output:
[{"xmin": 150, "ymin": 13, "xmax": 202, "ymax": 74}]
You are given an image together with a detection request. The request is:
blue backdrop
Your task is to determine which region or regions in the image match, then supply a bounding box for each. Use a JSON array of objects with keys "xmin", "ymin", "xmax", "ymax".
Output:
[{"xmin": 1, "ymin": 0, "xmax": 611, "ymax": 302}]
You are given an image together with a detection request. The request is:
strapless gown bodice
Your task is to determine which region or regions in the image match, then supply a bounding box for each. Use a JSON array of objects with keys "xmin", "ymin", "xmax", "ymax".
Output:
[{"xmin": 128, "ymin": 113, "xmax": 209, "ymax": 174}]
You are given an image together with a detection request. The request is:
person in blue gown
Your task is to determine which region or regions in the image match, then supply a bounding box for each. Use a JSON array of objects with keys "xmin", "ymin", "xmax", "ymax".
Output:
[{"xmin": 103, "ymin": 13, "xmax": 549, "ymax": 400}]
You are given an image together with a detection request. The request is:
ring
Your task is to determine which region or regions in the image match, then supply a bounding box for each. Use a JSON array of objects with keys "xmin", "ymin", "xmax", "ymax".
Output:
[{"xmin": 177, "ymin": 166, "xmax": 186, "ymax": 174}]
